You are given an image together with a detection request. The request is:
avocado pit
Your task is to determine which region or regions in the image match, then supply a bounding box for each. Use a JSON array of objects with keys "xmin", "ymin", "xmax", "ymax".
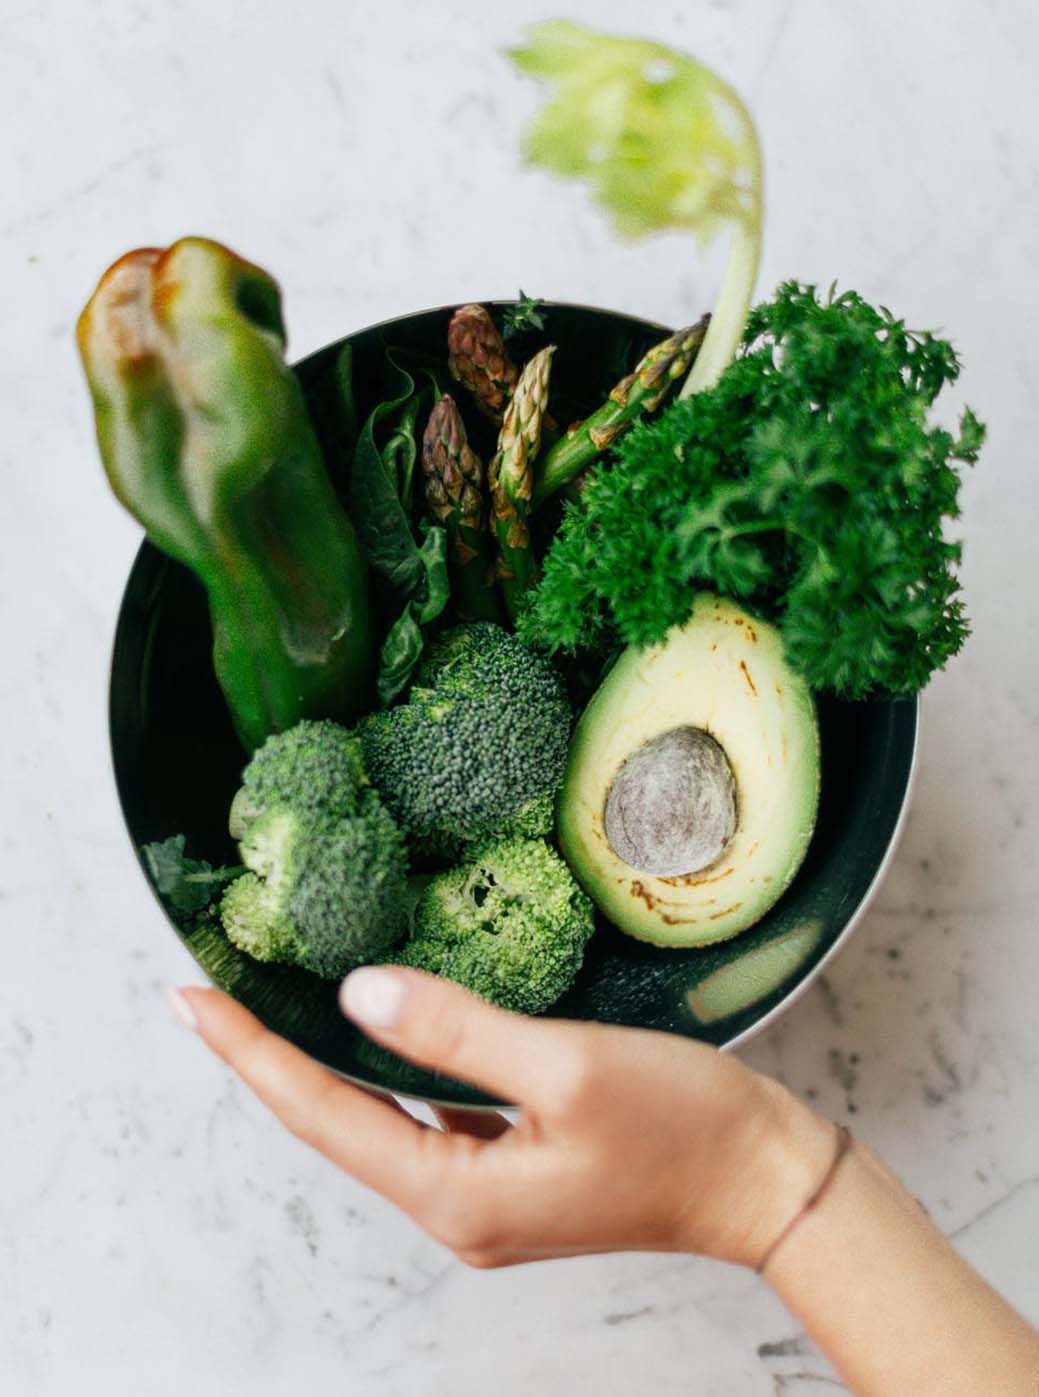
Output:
[{"xmin": 603, "ymin": 726, "xmax": 738, "ymax": 878}]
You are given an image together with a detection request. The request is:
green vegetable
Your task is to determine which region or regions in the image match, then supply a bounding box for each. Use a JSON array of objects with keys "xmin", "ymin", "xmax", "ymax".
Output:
[
  {"xmin": 532, "ymin": 319, "xmax": 709, "ymax": 506},
  {"xmin": 375, "ymin": 526, "xmax": 451, "ymax": 707},
  {"xmin": 78, "ymin": 237, "xmax": 374, "ymax": 750},
  {"xmin": 349, "ymin": 353, "xmax": 422, "ymax": 589},
  {"xmin": 349, "ymin": 352, "xmax": 451, "ymax": 704},
  {"xmin": 509, "ymin": 21, "xmax": 763, "ymax": 396},
  {"xmin": 393, "ymin": 836, "xmax": 594, "ymax": 1013},
  {"xmin": 220, "ymin": 721, "xmax": 408, "ymax": 977},
  {"xmin": 502, "ymin": 291, "xmax": 547, "ymax": 342},
  {"xmin": 228, "ymin": 714, "xmax": 369, "ymax": 834},
  {"xmin": 421, "ymin": 394, "xmax": 501, "ymax": 622},
  {"xmin": 141, "ymin": 835, "xmax": 243, "ymax": 916},
  {"xmin": 360, "ymin": 622, "xmax": 572, "ymax": 855},
  {"xmin": 488, "ymin": 345, "xmax": 555, "ymax": 619},
  {"xmin": 520, "ymin": 283, "xmax": 984, "ymax": 698},
  {"xmin": 557, "ymin": 595, "xmax": 819, "ymax": 947},
  {"xmin": 383, "ymin": 393, "xmax": 423, "ymax": 515},
  {"xmin": 447, "ymin": 303, "xmax": 519, "ymax": 424}
]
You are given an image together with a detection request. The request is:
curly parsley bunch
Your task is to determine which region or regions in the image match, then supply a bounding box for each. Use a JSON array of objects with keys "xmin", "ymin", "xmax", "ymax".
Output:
[{"xmin": 519, "ymin": 283, "xmax": 984, "ymax": 698}]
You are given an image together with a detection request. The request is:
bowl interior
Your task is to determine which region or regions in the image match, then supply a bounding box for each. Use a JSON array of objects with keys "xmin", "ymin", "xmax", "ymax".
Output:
[{"xmin": 109, "ymin": 302, "xmax": 918, "ymax": 1107}]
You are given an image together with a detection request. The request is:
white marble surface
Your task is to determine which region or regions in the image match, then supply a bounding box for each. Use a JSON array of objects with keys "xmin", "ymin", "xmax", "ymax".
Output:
[{"xmin": 3, "ymin": 0, "xmax": 1038, "ymax": 1391}]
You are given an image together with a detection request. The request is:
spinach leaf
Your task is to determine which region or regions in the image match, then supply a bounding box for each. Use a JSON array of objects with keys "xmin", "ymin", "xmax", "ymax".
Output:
[
  {"xmin": 349, "ymin": 353, "xmax": 423, "ymax": 596},
  {"xmin": 350, "ymin": 351, "xmax": 452, "ymax": 703},
  {"xmin": 381, "ymin": 393, "xmax": 422, "ymax": 514},
  {"xmin": 376, "ymin": 525, "xmax": 450, "ymax": 705}
]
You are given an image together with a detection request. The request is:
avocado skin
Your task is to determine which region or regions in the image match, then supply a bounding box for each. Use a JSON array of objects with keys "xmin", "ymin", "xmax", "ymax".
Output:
[{"xmin": 557, "ymin": 594, "xmax": 820, "ymax": 947}]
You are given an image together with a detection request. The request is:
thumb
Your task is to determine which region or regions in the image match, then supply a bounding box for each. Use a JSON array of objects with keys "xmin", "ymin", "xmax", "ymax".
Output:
[{"xmin": 339, "ymin": 965, "xmax": 575, "ymax": 1108}]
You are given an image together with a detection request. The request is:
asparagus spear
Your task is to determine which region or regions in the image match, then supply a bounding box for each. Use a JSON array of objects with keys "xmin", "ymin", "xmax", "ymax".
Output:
[
  {"xmin": 488, "ymin": 345, "xmax": 555, "ymax": 620},
  {"xmin": 447, "ymin": 303, "xmax": 519, "ymax": 425},
  {"xmin": 421, "ymin": 395, "xmax": 502, "ymax": 623},
  {"xmin": 531, "ymin": 316, "xmax": 710, "ymax": 507}
]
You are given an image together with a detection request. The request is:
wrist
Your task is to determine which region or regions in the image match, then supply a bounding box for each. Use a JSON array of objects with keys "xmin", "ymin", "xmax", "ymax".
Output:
[{"xmin": 686, "ymin": 1077, "xmax": 840, "ymax": 1268}]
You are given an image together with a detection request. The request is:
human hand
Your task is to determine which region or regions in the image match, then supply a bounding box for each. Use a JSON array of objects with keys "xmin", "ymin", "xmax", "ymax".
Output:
[{"xmin": 172, "ymin": 967, "xmax": 836, "ymax": 1269}]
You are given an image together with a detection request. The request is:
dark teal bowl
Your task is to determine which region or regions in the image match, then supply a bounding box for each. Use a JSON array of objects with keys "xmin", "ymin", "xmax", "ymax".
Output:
[{"xmin": 109, "ymin": 302, "xmax": 918, "ymax": 1107}]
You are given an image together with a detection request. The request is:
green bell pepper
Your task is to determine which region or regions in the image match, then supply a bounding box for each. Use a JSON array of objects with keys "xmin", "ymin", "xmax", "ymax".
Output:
[{"xmin": 78, "ymin": 237, "xmax": 373, "ymax": 750}]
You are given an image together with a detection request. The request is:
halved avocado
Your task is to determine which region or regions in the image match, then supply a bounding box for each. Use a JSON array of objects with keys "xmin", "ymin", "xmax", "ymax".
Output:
[{"xmin": 557, "ymin": 594, "xmax": 820, "ymax": 946}]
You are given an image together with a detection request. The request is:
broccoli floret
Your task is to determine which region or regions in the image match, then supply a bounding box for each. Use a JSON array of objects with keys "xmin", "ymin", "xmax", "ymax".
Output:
[
  {"xmin": 394, "ymin": 836, "xmax": 595, "ymax": 1014},
  {"xmin": 360, "ymin": 623, "xmax": 572, "ymax": 854},
  {"xmin": 220, "ymin": 721, "xmax": 408, "ymax": 977},
  {"xmin": 228, "ymin": 719, "xmax": 368, "ymax": 837}
]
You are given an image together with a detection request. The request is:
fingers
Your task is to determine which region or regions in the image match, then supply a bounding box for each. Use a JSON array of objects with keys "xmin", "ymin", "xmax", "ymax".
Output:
[
  {"xmin": 433, "ymin": 1106, "xmax": 512, "ymax": 1140},
  {"xmin": 339, "ymin": 965, "xmax": 578, "ymax": 1107},
  {"xmin": 175, "ymin": 986, "xmax": 452, "ymax": 1214}
]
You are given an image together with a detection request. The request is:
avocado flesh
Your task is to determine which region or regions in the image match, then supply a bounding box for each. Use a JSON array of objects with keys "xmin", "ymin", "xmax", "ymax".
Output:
[{"xmin": 557, "ymin": 594, "xmax": 820, "ymax": 947}]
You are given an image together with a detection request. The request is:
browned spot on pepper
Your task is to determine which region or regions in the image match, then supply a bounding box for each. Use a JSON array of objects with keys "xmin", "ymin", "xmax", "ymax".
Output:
[
  {"xmin": 740, "ymin": 660, "xmax": 757, "ymax": 695},
  {"xmin": 775, "ymin": 684, "xmax": 783, "ymax": 697},
  {"xmin": 708, "ymin": 902, "xmax": 742, "ymax": 920}
]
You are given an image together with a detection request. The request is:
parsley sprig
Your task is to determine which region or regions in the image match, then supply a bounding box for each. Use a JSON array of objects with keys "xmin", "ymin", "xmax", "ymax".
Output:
[
  {"xmin": 519, "ymin": 283, "xmax": 983, "ymax": 698},
  {"xmin": 141, "ymin": 835, "xmax": 243, "ymax": 916},
  {"xmin": 501, "ymin": 291, "xmax": 547, "ymax": 342}
]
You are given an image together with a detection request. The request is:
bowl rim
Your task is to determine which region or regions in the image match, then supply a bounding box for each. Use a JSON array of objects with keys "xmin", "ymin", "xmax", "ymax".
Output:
[
  {"xmin": 108, "ymin": 296, "xmax": 922, "ymax": 1105},
  {"xmin": 296, "ymin": 295, "xmax": 673, "ymax": 346}
]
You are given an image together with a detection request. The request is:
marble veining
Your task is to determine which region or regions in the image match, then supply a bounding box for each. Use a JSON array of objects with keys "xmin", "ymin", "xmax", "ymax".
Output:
[{"xmin": 3, "ymin": 0, "xmax": 1039, "ymax": 1392}]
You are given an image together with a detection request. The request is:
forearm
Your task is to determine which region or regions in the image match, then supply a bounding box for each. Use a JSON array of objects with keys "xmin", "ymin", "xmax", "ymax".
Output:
[{"xmin": 765, "ymin": 1123, "xmax": 1039, "ymax": 1396}]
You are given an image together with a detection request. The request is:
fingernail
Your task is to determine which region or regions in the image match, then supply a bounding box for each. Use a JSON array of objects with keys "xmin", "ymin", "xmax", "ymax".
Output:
[
  {"xmin": 169, "ymin": 987, "xmax": 199, "ymax": 1032},
  {"xmin": 340, "ymin": 967, "xmax": 407, "ymax": 1030}
]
